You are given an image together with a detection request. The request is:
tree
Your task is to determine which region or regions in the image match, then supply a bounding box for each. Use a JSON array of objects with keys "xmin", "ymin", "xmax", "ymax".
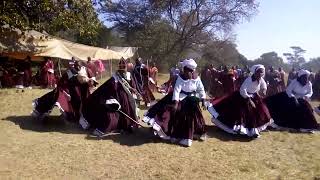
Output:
[
  {"xmin": 0, "ymin": 0, "xmax": 103, "ymax": 46},
  {"xmin": 252, "ymin": 51, "xmax": 288, "ymax": 71},
  {"xmin": 97, "ymin": 0, "xmax": 258, "ymax": 69},
  {"xmin": 201, "ymin": 40, "xmax": 247, "ymax": 67},
  {"xmin": 152, "ymin": 0, "xmax": 258, "ymax": 55},
  {"xmin": 283, "ymin": 46, "xmax": 306, "ymax": 68},
  {"xmin": 302, "ymin": 57, "xmax": 320, "ymax": 72}
]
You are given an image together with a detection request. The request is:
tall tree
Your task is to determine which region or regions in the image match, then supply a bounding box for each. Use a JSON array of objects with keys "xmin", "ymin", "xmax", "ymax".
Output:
[
  {"xmin": 302, "ymin": 57, "xmax": 320, "ymax": 72},
  {"xmin": 252, "ymin": 51, "xmax": 288, "ymax": 71},
  {"xmin": 201, "ymin": 40, "xmax": 247, "ymax": 67},
  {"xmin": 0, "ymin": 0, "xmax": 103, "ymax": 46},
  {"xmin": 283, "ymin": 46, "xmax": 306, "ymax": 68},
  {"xmin": 97, "ymin": 0, "xmax": 258, "ymax": 68}
]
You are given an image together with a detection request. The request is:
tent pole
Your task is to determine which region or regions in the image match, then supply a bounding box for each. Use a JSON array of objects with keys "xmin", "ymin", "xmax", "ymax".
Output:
[{"xmin": 110, "ymin": 59, "xmax": 112, "ymax": 77}]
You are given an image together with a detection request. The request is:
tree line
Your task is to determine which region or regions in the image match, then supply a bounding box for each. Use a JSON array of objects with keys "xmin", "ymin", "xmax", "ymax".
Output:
[{"xmin": 1, "ymin": 0, "xmax": 319, "ymax": 72}]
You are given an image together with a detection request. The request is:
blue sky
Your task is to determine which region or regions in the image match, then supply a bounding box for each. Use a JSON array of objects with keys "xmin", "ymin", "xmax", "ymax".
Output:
[{"xmin": 234, "ymin": 0, "xmax": 320, "ymax": 61}]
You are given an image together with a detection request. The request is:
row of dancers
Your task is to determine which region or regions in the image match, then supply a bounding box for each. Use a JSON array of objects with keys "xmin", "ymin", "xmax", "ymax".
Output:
[{"xmin": 32, "ymin": 58, "xmax": 320, "ymax": 147}]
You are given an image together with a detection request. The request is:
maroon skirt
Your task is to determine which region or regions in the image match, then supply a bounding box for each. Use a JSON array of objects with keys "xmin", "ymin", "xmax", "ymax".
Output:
[
  {"xmin": 144, "ymin": 93, "xmax": 206, "ymax": 140},
  {"xmin": 265, "ymin": 92, "xmax": 319, "ymax": 131},
  {"xmin": 32, "ymin": 80, "xmax": 86, "ymax": 122},
  {"xmin": 81, "ymin": 78, "xmax": 138, "ymax": 134},
  {"xmin": 207, "ymin": 91, "xmax": 272, "ymax": 137},
  {"xmin": 142, "ymin": 84, "xmax": 155, "ymax": 105}
]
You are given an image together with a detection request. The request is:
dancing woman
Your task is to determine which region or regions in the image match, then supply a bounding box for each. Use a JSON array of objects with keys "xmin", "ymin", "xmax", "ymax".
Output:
[
  {"xmin": 206, "ymin": 64, "xmax": 273, "ymax": 138},
  {"xmin": 265, "ymin": 69, "xmax": 319, "ymax": 132},
  {"xmin": 143, "ymin": 59, "xmax": 206, "ymax": 147}
]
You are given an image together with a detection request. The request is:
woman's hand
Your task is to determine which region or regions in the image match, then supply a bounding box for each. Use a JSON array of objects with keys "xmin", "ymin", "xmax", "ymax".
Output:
[
  {"xmin": 291, "ymin": 97, "xmax": 299, "ymax": 106},
  {"xmin": 248, "ymin": 98, "xmax": 256, "ymax": 108},
  {"xmin": 172, "ymin": 101, "xmax": 179, "ymax": 113}
]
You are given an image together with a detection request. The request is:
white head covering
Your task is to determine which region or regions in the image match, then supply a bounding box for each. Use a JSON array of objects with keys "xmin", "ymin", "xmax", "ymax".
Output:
[
  {"xmin": 297, "ymin": 69, "xmax": 310, "ymax": 77},
  {"xmin": 250, "ymin": 64, "xmax": 265, "ymax": 74},
  {"xmin": 182, "ymin": 59, "xmax": 197, "ymax": 70},
  {"xmin": 178, "ymin": 59, "xmax": 185, "ymax": 69}
]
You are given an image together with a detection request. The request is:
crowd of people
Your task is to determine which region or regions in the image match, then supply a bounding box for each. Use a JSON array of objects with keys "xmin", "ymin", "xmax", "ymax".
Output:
[
  {"xmin": 23, "ymin": 56, "xmax": 320, "ymax": 147},
  {"xmin": 0, "ymin": 56, "xmax": 107, "ymax": 91},
  {"xmin": 0, "ymin": 56, "xmax": 56, "ymax": 90}
]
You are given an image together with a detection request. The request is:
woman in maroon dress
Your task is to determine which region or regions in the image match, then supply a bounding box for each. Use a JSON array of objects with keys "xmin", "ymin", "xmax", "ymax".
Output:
[
  {"xmin": 80, "ymin": 59, "xmax": 139, "ymax": 136},
  {"xmin": 32, "ymin": 60, "xmax": 96, "ymax": 122},
  {"xmin": 143, "ymin": 59, "xmax": 207, "ymax": 147},
  {"xmin": 132, "ymin": 58, "xmax": 156, "ymax": 107},
  {"xmin": 265, "ymin": 69, "xmax": 319, "ymax": 133},
  {"xmin": 207, "ymin": 64, "xmax": 273, "ymax": 138},
  {"xmin": 40, "ymin": 58, "xmax": 56, "ymax": 89}
]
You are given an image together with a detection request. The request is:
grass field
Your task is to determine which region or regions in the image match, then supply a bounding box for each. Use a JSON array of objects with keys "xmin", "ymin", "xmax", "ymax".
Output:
[{"xmin": 0, "ymin": 74, "xmax": 319, "ymax": 179}]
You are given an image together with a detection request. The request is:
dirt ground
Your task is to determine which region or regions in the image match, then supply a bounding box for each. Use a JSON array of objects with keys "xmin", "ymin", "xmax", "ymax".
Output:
[{"xmin": 0, "ymin": 74, "xmax": 319, "ymax": 179}]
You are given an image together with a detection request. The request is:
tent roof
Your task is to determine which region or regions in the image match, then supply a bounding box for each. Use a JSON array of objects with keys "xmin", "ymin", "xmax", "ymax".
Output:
[
  {"xmin": 106, "ymin": 46, "xmax": 138, "ymax": 59},
  {"xmin": 0, "ymin": 27, "xmax": 123, "ymax": 61}
]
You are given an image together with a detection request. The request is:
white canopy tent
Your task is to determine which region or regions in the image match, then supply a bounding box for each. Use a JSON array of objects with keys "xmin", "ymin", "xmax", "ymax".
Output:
[
  {"xmin": 106, "ymin": 46, "xmax": 139, "ymax": 59},
  {"xmin": 0, "ymin": 27, "xmax": 123, "ymax": 61}
]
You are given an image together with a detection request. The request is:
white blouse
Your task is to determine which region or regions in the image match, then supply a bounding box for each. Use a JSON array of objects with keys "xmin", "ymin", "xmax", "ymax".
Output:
[
  {"xmin": 286, "ymin": 79, "xmax": 313, "ymax": 99},
  {"xmin": 172, "ymin": 75, "xmax": 206, "ymax": 101},
  {"xmin": 240, "ymin": 76, "xmax": 267, "ymax": 98}
]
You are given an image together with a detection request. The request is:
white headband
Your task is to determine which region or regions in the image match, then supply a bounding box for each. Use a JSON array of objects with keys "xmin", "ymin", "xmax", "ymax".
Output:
[
  {"xmin": 250, "ymin": 64, "xmax": 265, "ymax": 74},
  {"xmin": 297, "ymin": 69, "xmax": 310, "ymax": 77},
  {"xmin": 182, "ymin": 59, "xmax": 197, "ymax": 70}
]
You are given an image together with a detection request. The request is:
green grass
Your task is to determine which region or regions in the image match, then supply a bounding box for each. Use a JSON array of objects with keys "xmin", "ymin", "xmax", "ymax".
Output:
[{"xmin": 0, "ymin": 74, "xmax": 319, "ymax": 179}]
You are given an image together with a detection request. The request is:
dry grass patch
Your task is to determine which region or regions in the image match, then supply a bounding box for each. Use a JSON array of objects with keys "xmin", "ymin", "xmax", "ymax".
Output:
[{"xmin": 0, "ymin": 74, "xmax": 319, "ymax": 179}]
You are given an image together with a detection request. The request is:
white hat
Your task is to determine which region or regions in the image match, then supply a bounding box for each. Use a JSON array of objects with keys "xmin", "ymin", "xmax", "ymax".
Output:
[
  {"xmin": 250, "ymin": 64, "xmax": 265, "ymax": 74},
  {"xmin": 182, "ymin": 59, "xmax": 197, "ymax": 70},
  {"xmin": 297, "ymin": 69, "xmax": 310, "ymax": 77}
]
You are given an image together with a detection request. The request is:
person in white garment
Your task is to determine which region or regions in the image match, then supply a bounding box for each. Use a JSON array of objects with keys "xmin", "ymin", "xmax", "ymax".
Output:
[
  {"xmin": 143, "ymin": 59, "xmax": 207, "ymax": 147},
  {"xmin": 206, "ymin": 64, "xmax": 273, "ymax": 138},
  {"xmin": 265, "ymin": 69, "xmax": 319, "ymax": 133}
]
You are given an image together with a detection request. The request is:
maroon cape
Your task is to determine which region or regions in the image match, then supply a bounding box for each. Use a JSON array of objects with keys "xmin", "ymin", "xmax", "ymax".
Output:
[{"xmin": 80, "ymin": 73, "xmax": 139, "ymax": 134}]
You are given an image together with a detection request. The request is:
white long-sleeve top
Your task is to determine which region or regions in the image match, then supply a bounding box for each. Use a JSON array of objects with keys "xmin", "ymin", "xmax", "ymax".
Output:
[
  {"xmin": 286, "ymin": 79, "xmax": 313, "ymax": 99},
  {"xmin": 172, "ymin": 75, "xmax": 206, "ymax": 101},
  {"xmin": 240, "ymin": 76, "xmax": 267, "ymax": 98}
]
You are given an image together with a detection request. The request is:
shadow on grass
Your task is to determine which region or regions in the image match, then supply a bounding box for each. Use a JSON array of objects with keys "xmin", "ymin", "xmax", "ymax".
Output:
[
  {"xmin": 4, "ymin": 115, "xmax": 259, "ymax": 145},
  {"xmin": 85, "ymin": 126, "xmax": 176, "ymax": 147},
  {"xmin": 4, "ymin": 115, "xmax": 87, "ymax": 134},
  {"xmin": 138, "ymin": 104, "xmax": 149, "ymax": 110},
  {"xmin": 4, "ymin": 115, "xmax": 175, "ymax": 146},
  {"xmin": 206, "ymin": 125, "xmax": 255, "ymax": 142}
]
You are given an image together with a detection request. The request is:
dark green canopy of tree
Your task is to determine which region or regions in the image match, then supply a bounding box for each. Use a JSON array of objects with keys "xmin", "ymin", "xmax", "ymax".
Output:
[
  {"xmin": 303, "ymin": 57, "xmax": 320, "ymax": 72},
  {"xmin": 283, "ymin": 46, "xmax": 306, "ymax": 68},
  {"xmin": 2, "ymin": 0, "xmax": 316, "ymax": 72},
  {"xmin": 96, "ymin": 0, "xmax": 258, "ymax": 70},
  {"xmin": 251, "ymin": 51, "xmax": 289, "ymax": 70},
  {"xmin": 0, "ymin": 0, "xmax": 103, "ymax": 46}
]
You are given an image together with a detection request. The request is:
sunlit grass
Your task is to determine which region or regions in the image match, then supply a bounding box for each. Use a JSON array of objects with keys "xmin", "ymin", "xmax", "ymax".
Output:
[{"xmin": 0, "ymin": 74, "xmax": 319, "ymax": 179}]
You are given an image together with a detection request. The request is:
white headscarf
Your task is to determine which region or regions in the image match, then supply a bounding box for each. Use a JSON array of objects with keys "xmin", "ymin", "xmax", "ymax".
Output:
[
  {"xmin": 250, "ymin": 64, "xmax": 265, "ymax": 74},
  {"xmin": 178, "ymin": 59, "xmax": 185, "ymax": 69},
  {"xmin": 297, "ymin": 69, "xmax": 310, "ymax": 77},
  {"xmin": 182, "ymin": 59, "xmax": 197, "ymax": 70}
]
